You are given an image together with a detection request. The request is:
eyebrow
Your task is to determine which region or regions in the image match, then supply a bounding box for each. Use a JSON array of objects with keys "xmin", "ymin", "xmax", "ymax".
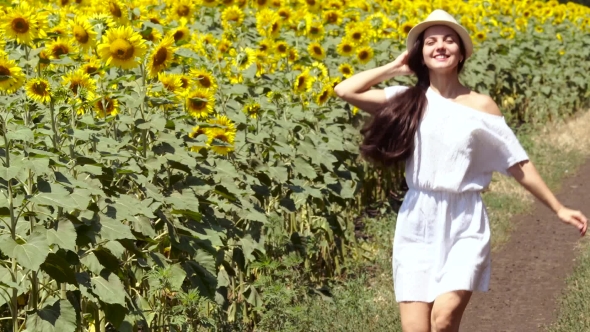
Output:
[{"xmin": 424, "ymin": 34, "xmax": 457, "ymax": 40}]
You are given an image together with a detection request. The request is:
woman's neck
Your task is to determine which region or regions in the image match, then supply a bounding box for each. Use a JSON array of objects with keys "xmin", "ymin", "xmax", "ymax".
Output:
[{"xmin": 428, "ymin": 71, "xmax": 465, "ymax": 98}]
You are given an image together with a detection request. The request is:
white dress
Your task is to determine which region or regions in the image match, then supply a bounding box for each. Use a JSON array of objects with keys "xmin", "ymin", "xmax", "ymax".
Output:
[{"xmin": 384, "ymin": 85, "xmax": 530, "ymax": 303}]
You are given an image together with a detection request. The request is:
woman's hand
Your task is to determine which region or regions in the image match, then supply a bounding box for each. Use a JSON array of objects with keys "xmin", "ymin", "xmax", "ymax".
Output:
[
  {"xmin": 390, "ymin": 50, "xmax": 413, "ymax": 76},
  {"xmin": 557, "ymin": 206, "xmax": 588, "ymax": 236}
]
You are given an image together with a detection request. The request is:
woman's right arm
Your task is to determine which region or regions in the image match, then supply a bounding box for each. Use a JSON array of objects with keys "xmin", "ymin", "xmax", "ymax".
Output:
[{"xmin": 334, "ymin": 51, "xmax": 412, "ymax": 114}]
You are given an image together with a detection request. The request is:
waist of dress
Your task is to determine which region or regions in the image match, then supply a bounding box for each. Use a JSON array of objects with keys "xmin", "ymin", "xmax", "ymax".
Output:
[{"xmin": 407, "ymin": 185, "xmax": 483, "ymax": 196}]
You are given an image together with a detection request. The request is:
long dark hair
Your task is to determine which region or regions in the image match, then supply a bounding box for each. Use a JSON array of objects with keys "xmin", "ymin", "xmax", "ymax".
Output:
[{"xmin": 359, "ymin": 31, "xmax": 466, "ymax": 167}]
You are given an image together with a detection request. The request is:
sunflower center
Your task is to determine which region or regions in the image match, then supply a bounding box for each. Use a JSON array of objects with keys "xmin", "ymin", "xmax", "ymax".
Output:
[
  {"xmin": 0, "ymin": 66, "xmax": 11, "ymax": 81},
  {"xmin": 180, "ymin": 77, "xmax": 189, "ymax": 88},
  {"xmin": 278, "ymin": 10, "xmax": 290, "ymax": 19},
  {"xmin": 310, "ymin": 27, "xmax": 319, "ymax": 35},
  {"xmin": 352, "ymin": 32, "xmax": 362, "ymax": 40},
  {"xmin": 359, "ymin": 51, "xmax": 368, "ymax": 60},
  {"xmin": 277, "ymin": 44, "xmax": 287, "ymax": 53},
  {"xmin": 326, "ymin": 12, "xmax": 338, "ymax": 23},
  {"xmin": 11, "ymin": 17, "xmax": 29, "ymax": 34},
  {"xmin": 342, "ymin": 67, "xmax": 351, "ymax": 74},
  {"xmin": 313, "ymin": 46, "xmax": 322, "ymax": 55},
  {"xmin": 52, "ymin": 45, "xmax": 69, "ymax": 57},
  {"xmin": 190, "ymin": 98, "xmax": 206, "ymax": 110},
  {"xmin": 70, "ymin": 82, "xmax": 81, "ymax": 94},
  {"xmin": 32, "ymin": 82, "xmax": 48, "ymax": 95},
  {"xmin": 110, "ymin": 38, "xmax": 135, "ymax": 60},
  {"xmin": 150, "ymin": 17, "xmax": 161, "ymax": 24},
  {"xmin": 177, "ymin": 5, "xmax": 190, "ymax": 16},
  {"xmin": 97, "ymin": 97, "xmax": 114, "ymax": 113},
  {"xmin": 403, "ymin": 25, "xmax": 413, "ymax": 34},
  {"xmin": 343, "ymin": 44, "xmax": 352, "ymax": 53},
  {"xmin": 153, "ymin": 47, "xmax": 168, "ymax": 67},
  {"xmin": 306, "ymin": 0, "xmax": 316, "ymax": 5},
  {"xmin": 297, "ymin": 76, "xmax": 305, "ymax": 87},
  {"xmin": 109, "ymin": 2, "xmax": 122, "ymax": 18},
  {"xmin": 257, "ymin": 0, "xmax": 266, "ymax": 5},
  {"xmin": 198, "ymin": 75, "xmax": 212, "ymax": 88},
  {"xmin": 84, "ymin": 65, "xmax": 98, "ymax": 75},
  {"xmin": 60, "ymin": 0, "xmax": 69, "ymax": 6},
  {"xmin": 213, "ymin": 133, "xmax": 229, "ymax": 143},
  {"xmin": 173, "ymin": 30, "xmax": 185, "ymax": 41},
  {"xmin": 73, "ymin": 26, "xmax": 89, "ymax": 43}
]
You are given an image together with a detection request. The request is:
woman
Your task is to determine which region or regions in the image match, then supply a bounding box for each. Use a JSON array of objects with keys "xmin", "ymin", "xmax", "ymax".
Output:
[{"xmin": 334, "ymin": 9, "xmax": 588, "ymax": 332}]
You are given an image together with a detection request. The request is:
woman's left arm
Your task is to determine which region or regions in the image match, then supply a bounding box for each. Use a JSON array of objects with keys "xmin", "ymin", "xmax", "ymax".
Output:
[{"xmin": 508, "ymin": 160, "xmax": 588, "ymax": 236}]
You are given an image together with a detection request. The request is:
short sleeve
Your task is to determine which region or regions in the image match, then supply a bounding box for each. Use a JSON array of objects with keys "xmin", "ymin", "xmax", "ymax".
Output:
[
  {"xmin": 384, "ymin": 85, "xmax": 409, "ymax": 100},
  {"xmin": 479, "ymin": 117, "xmax": 529, "ymax": 176}
]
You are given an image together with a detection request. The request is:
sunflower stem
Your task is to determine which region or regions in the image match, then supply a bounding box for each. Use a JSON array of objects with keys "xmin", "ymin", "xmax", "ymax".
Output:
[{"xmin": 49, "ymin": 98, "xmax": 59, "ymax": 150}]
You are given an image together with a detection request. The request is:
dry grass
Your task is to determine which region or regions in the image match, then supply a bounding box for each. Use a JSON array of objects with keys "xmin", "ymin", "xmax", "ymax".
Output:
[{"xmin": 486, "ymin": 109, "xmax": 590, "ymax": 250}]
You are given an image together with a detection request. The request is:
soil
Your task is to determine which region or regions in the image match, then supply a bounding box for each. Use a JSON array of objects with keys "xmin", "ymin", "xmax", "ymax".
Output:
[{"xmin": 460, "ymin": 158, "xmax": 590, "ymax": 332}]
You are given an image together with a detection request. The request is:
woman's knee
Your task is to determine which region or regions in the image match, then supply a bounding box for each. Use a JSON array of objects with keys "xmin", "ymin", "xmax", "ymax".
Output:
[
  {"xmin": 399, "ymin": 301, "xmax": 432, "ymax": 332},
  {"xmin": 430, "ymin": 308, "xmax": 455, "ymax": 332}
]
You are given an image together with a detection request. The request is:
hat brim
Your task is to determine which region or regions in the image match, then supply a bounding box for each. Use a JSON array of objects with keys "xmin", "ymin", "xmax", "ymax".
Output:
[{"xmin": 406, "ymin": 21, "xmax": 473, "ymax": 59}]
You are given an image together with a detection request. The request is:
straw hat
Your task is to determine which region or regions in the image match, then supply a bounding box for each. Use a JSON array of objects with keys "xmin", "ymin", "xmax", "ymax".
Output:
[{"xmin": 406, "ymin": 9, "xmax": 474, "ymax": 59}]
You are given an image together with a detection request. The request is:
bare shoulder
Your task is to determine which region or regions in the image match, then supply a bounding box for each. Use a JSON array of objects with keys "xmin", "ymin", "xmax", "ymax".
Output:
[{"xmin": 467, "ymin": 91, "xmax": 503, "ymax": 116}]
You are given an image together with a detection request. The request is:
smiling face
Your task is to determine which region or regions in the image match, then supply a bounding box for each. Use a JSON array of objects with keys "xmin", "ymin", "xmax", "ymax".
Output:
[{"xmin": 422, "ymin": 25, "xmax": 465, "ymax": 74}]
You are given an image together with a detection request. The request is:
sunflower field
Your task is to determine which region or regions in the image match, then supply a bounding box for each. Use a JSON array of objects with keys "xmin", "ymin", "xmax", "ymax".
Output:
[{"xmin": 0, "ymin": 0, "xmax": 589, "ymax": 330}]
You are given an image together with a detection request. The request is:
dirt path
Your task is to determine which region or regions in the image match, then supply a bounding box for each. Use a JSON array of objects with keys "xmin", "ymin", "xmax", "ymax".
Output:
[{"xmin": 460, "ymin": 158, "xmax": 590, "ymax": 332}]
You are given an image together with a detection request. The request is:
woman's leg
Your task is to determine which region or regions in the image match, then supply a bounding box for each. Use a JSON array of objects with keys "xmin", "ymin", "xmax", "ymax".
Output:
[
  {"xmin": 399, "ymin": 301, "xmax": 434, "ymax": 332},
  {"xmin": 430, "ymin": 290, "xmax": 472, "ymax": 332}
]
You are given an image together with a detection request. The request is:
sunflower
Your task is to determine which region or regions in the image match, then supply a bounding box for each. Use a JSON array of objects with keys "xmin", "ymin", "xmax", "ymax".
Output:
[
  {"xmin": 221, "ymin": 6, "xmax": 245, "ymax": 28},
  {"xmin": 258, "ymin": 39, "xmax": 274, "ymax": 53},
  {"xmin": 356, "ymin": 46, "xmax": 374, "ymax": 64},
  {"xmin": 185, "ymin": 88, "xmax": 215, "ymax": 119},
  {"xmin": 0, "ymin": 57, "xmax": 25, "ymax": 94},
  {"xmin": 170, "ymin": 0, "xmax": 194, "ymax": 20},
  {"xmin": 500, "ymin": 27, "xmax": 516, "ymax": 39},
  {"xmin": 62, "ymin": 70, "xmax": 97, "ymax": 97},
  {"xmin": 205, "ymin": 115, "xmax": 236, "ymax": 155},
  {"xmin": 141, "ymin": 27, "xmax": 162, "ymax": 43},
  {"xmin": 307, "ymin": 42, "xmax": 325, "ymax": 60},
  {"xmin": 306, "ymin": 21, "xmax": 325, "ymax": 41},
  {"xmin": 303, "ymin": 0, "xmax": 321, "ymax": 13},
  {"xmin": 190, "ymin": 68, "xmax": 218, "ymax": 91},
  {"xmin": 170, "ymin": 24, "xmax": 191, "ymax": 43},
  {"xmin": 377, "ymin": 20, "xmax": 398, "ymax": 39},
  {"xmin": 336, "ymin": 38, "xmax": 355, "ymax": 57},
  {"xmin": 81, "ymin": 57, "xmax": 103, "ymax": 76},
  {"xmin": 232, "ymin": 47, "xmax": 256, "ymax": 71},
  {"xmin": 97, "ymin": 25, "xmax": 147, "ymax": 69},
  {"xmin": 188, "ymin": 125, "xmax": 207, "ymax": 139},
  {"xmin": 534, "ymin": 26, "xmax": 544, "ymax": 33},
  {"xmin": 314, "ymin": 85, "xmax": 332, "ymax": 105},
  {"xmin": 243, "ymin": 102, "xmax": 261, "ymax": 119},
  {"xmin": 288, "ymin": 48, "xmax": 299, "ymax": 63},
  {"xmin": 323, "ymin": 10, "xmax": 342, "ymax": 25},
  {"xmin": 201, "ymin": 0, "xmax": 218, "ymax": 7},
  {"xmin": 2, "ymin": 2, "xmax": 47, "ymax": 45},
  {"xmin": 105, "ymin": 0, "xmax": 129, "ymax": 25},
  {"xmin": 338, "ymin": 63, "xmax": 354, "ymax": 78},
  {"xmin": 25, "ymin": 78, "xmax": 51, "ymax": 104},
  {"xmin": 146, "ymin": 35, "xmax": 176, "ymax": 78},
  {"xmin": 311, "ymin": 61, "xmax": 328, "ymax": 78},
  {"xmin": 252, "ymin": 0, "xmax": 270, "ymax": 10},
  {"xmin": 49, "ymin": 22, "xmax": 69, "ymax": 40},
  {"xmin": 294, "ymin": 69, "xmax": 313, "ymax": 94},
  {"xmin": 474, "ymin": 31, "xmax": 486, "ymax": 43},
  {"xmin": 399, "ymin": 21, "xmax": 415, "ymax": 38},
  {"xmin": 47, "ymin": 37, "xmax": 77, "ymax": 59},
  {"xmin": 274, "ymin": 41, "xmax": 289, "ymax": 57},
  {"xmin": 95, "ymin": 96, "xmax": 119, "ymax": 118},
  {"xmin": 157, "ymin": 72, "xmax": 183, "ymax": 94},
  {"xmin": 70, "ymin": 17, "xmax": 97, "ymax": 51},
  {"xmin": 346, "ymin": 27, "xmax": 367, "ymax": 45}
]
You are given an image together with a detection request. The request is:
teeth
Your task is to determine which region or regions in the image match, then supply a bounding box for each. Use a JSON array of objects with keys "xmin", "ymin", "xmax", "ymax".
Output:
[{"xmin": 434, "ymin": 55, "xmax": 448, "ymax": 59}]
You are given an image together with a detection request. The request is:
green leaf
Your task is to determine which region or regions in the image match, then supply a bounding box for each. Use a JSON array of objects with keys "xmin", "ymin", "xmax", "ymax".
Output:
[
  {"xmin": 80, "ymin": 252, "xmax": 104, "ymax": 275},
  {"xmin": 40, "ymin": 253, "xmax": 78, "ymax": 285},
  {"xmin": 130, "ymin": 215, "xmax": 156, "ymax": 237},
  {"xmin": 0, "ymin": 165, "xmax": 20, "ymax": 180},
  {"xmin": 99, "ymin": 214, "xmax": 135, "ymax": 241},
  {"xmin": 10, "ymin": 229, "xmax": 50, "ymax": 271},
  {"xmin": 293, "ymin": 157, "xmax": 317, "ymax": 180},
  {"xmin": 103, "ymin": 241, "xmax": 126, "ymax": 259},
  {"xmin": 7, "ymin": 128, "xmax": 34, "ymax": 141},
  {"xmin": 32, "ymin": 192, "xmax": 87, "ymax": 211},
  {"xmin": 91, "ymin": 274, "xmax": 126, "ymax": 305},
  {"xmin": 245, "ymin": 209, "xmax": 267, "ymax": 224},
  {"xmin": 168, "ymin": 263, "xmax": 187, "ymax": 289},
  {"xmin": 47, "ymin": 219, "xmax": 77, "ymax": 252},
  {"xmin": 25, "ymin": 299, "xmax": 77, "ymax": 332}
]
